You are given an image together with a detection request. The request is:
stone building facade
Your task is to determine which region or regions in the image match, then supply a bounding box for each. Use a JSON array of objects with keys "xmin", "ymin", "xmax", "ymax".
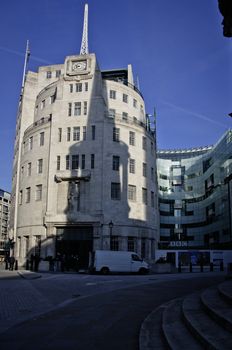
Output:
[
  {"xmin": 0, "ymin": 189, "xmax": 11, "ymax": 259},
  {"xmin": 9, "ymin": 52, "xmax": 159, "ymax": 268}
]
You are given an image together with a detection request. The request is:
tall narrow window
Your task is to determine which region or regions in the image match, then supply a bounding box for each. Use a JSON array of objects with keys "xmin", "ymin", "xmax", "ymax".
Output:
[
  {"xmin": 123, "ymin": 93, "xmax": 128, "ymax": 103},
  {"xmin": 41, "ymin": 100, "xmax": 45, "ymax": 109},
  {"xmin": 113, "ymin": 127, "xmax": 120, "ymax": 142},
  {"xmin": 129, "ymin": 159, "xmax": 135, "ymax": 174},
  {"xmin": 81, "ymin": 154, "xmax": 85, "ymax": 169},
  {"xmin": 83, "ymin": 101, "xmax": 87, "ymax": 115},
  {"xmin": 111, "ymin": 182, "xmax": 121, "ymax": 200},
  {"xmin": 76, "ymin": 83, "xmax": 82, "ymax": 92},
  {"xmin": 46, "ymin": 71, "xmax": 52, "ymax": 79},
  {"xmin": 58, "ymin": 128, "xmax": 62, "ymax": 142},
  {"xmin": 29, "ymin": 136, "xmax": 33, "ymax": 150},
  {"xmin": 133, "ymin": 99, "xmax": 137, "ymax": 108},
  {"xmin": 142, "ymin": 136, "xmax": 147, "ymax": 150},
  {"xmin": 67, "ymin": 127, "xmax": 71, "ymax": 141},
  {"xmin": 50, "ymin": 94, "xmax": 56, "ymax": 104},
  {"xmin": 143, "ymin": 163, "xmax": 147, "ymax": 177},
  {"xmin": 57, "ymin": 156, "xmax": 61, "ymax": 170},
  {"xmin": 37, "ymin": 159, "xmax": 43, "ymax": 174},
  {"xmin": 129, "ymin": 131, "xmax": 135, "ymax": 146},
  {"xmin": 40, "ymin": 132, "xmax": 45, "ymax": 146},
  {"xmin": 26, "ymin": 187, "xmax": 31, "ymax": 203},
  {"xmin": 128, "ymin": 237, "xmax": 135, "ymax": 251},
  {"xmin": 109, "ymin": 109, "xmax": 116, "ymax": 118},
  {"xmin": 73, "ymin": 127, "xmax": 80, "ymax": 141},
  {"xmin": 112, "ymin": 156, "xmax": 120, "ymax": 171},
  {"xmin": 110, "ymin": 90, "xmax": 116, "ymax": 99},
  {"xmin": 27, "ymin": 162, "xmax": 31, "ymax": 176},
  {"xmin": 92, "ymin": 125, "xmax": 96, "ymax": 140},
  {"xmin": 142, "ymin": 188, "xmax": 148, "ymax": 205},
  {"xmin": 19, "ymin": 190, "xmax": 23, "ymax": 205},
  {"xmin": 56, "ymin": 70, "xmax": 61, "ymax": 78},
  {"xmin": 68, "ymin": 103, "xmax": 72, "ymax": 116},
  {"xmin": 128, "ymin": 185, "xmax": 136, "ymax": 201},
  {"xmin": 122, "ymin": 112, "xmax": 128, "ymax": 120},
  {"xmin": 69, "ymin": 84, "xmax": 73, "ymax": 93},
  {"xmin": 74, "ymin": 102, "xmax": 81, "ymax": 116},
  {"xmin": 36, "ymin": 185, "xmax": 42, "ymax": 201},
  {"xmin": 83, "ymin": 126, "xmax": 86, "ymax": 140},
  {"xmin": 85, "ymin": 82, "xmax": 88, "ymax": 91},
  {"xmin": 151, "ymin": 191, "xmax": 155, "ymax": 208},
  {"xmin": 66, "ymin": 155, "xmax": 70, "ymax": 170},
  {"xmin": 91, "ymin": 154, "xmax": 95, "ymax": 169},
  {"xmin": 72, "ymin": 155, "xmax": 79, "ymax": 169}
]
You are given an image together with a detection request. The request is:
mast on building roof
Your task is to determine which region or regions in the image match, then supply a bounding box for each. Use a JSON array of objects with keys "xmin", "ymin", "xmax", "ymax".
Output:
[
  {"xmin": 80, "ymin": 4, "xmax": 89, "ymax": 55},
  {"xmin": 21, "ymin": 40, "xmax": 30, "ymax": 92}
]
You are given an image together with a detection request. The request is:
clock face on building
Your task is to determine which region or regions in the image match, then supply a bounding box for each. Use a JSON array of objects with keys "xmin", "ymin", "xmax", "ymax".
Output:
[{"xmin": 72, "ymin": 61, "xmax": 87, "ymax": 71}]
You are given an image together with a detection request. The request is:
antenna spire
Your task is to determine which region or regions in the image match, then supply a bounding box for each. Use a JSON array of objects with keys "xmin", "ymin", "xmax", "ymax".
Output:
[
  {"xmin": 80, "ymin": 4, "xmax": 89, "ymax": 55},
  {"xmin": 21, "ymin": 40, "xmax": 30, "ymax": 90}
]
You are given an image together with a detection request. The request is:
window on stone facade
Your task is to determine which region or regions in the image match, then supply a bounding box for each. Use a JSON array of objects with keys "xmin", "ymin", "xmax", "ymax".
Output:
[
  {"xmin": 46, "ymin": 71, "xmax": 52, "ymax": 79},
  {"xmin": 74, "ymin": 102, "xmax": 81, "ymax": 116},
  {"xmin": 66, "ymin": 155, "xmax": 70, "ymax": 170},
  {"xmin": 26, "ymin": 187, "xmax": 31, "ymax": 203},
  {"xmin": 85, "ymin": 82, "xmax": 88, "ymax": 92},
  {"xmin": 39, "ymin": 132, "xmax": 45, "ymax": 146},
  {"xmin": 133, "ymin": 99, "xmax": 137, "ymax": 108},
  {"xmin": 83, "ymin": 101, "xmax": 87, "ymax": 115},
  {"xmin": 56, "ymin": 70, "xmax": 61, "ymax": 78},
  {"xmin": 27, "ymin": 163, "xmax": 31, "ymax": 176},
  {"xmin": 143, "ymin": 163, "xmax": 147, "ymax": 177},
  {"xmin": 57, "ymin": 156, "xmax": 61, "ymax": 170},
  {"xmin": 73, "ymin": 127, "xmax": 80, "ymax": 141},
  {"xmin": 113, "ymin": 127, "xmax": 120, "ymax": 142},
  {"xmin": 67, "ymin": 127, "xmax": 71, "ymax": 141},
  {"xmin": 151, "ymin": 167, "xmax": 154, "ymax": 180},
  {"xmin": 111, "ymin": 182, "xmax": 121, "ymax": 200},
  {"xmin": 21, "ymin": 166, "xmax": 24, "ymax": 175},
  {"xmin": 129, "ymin": 131, "xmax": 135, "ymax": 146},
  {"xmin": 142, "ymin": 136, "xmax": 147, "ymax": 150},
  {"xmin": 50, "ymin": 94, "xmax": 56, "ymax": 104},
  {"xmin": 122, "ymin": 112, "xmax": 128, "ymax": 120},
  {"xmin": 128, "ymin": 237, "xmax": 135, "ymax": 251},
  {"xmin": 37, "ymin": 159, "xmax": 43, "ymax": 174},
  {"xmin": 112, "ymin": 156, "xmax": 120, "ymax": 171},
  {"xmin": 92, "ymin": 125, "xmax": 96, "ymax": 140},
  {"xmin": 111, "ymin": 236, "xmax": 119, "ymax": 251},
  {"xmin": 76, "ymin": 83, "xmax": 82, "ymax": 92},
  {"xmin": 123, "ymin": 94, "xmax": 128, "ymax": 103},
  {"xmin": 91, "ymin": 154, "xmax": 95, "ymax": 169},
  {"xmin": 129, "ymin": 159, "xmax": 135, "ymax": 174},
  {"xmin": 70, "ymin": 84, "xmax": 73, "ymax": 93},
  {"xmin": 83, "ymin": 126, "xmax": 86, "ymax": 140},
  {"xmin": 128, "ymin": 185, "xmax": 136, "ymax": 201},
  {"xmin": 58, "ymin": 128, "xmax": 62, "ymax": 142},
  {"xmin": 41, "ymin": 100, "xmax": 45, "ymax": 109},
  {"xmin": 72, "ymin": 155, "xmax": 79, "ymax": 169},
  {"xmin": 19, "ymin": 190, "xmax": 23, "ymax": 205},
  {"xmin": 142, "ymin": 188, "xmax": 148, "ymax": 205},
  {"xmin": 29, "ymin": 136, "xmax": 33, "ymax": 150},
  {"xmin": 109, "ymin": 109, "xmax": 116, "ymax": 118},
  {"xmin": 81, "ymin": 154, "xmax": 85, "ymax": 169},
  {"xmin": 68, "ymin": 103, "xmax": 72, "ymax": 116},
  {"xmin": 151, "ymin": 191, "xmax": 155, "ymax": 208},
  {"xmin": 36, "ymin": 185, "xmax": 42, "ymax": 201},
  {"xmin": 110, "ymin": 90, "xmax": 116, "ymax": 99}
]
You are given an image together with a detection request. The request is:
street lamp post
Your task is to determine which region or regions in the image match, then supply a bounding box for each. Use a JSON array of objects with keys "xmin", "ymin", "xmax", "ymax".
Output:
[{"xmin": 108, "ymin": 221, "xmax": 114, "ymax": 250}]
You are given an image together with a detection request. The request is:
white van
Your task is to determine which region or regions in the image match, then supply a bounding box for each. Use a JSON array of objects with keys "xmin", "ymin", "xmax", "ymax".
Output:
[{"xmin": 89, "ymin": 250, "xmax": 149, "ymax": 274}]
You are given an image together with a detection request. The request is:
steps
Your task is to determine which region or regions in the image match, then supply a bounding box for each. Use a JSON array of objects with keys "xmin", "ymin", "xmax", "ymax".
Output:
[{"xmin": 140, "ymin": 280, "xmax": 232, "ymax": 350}]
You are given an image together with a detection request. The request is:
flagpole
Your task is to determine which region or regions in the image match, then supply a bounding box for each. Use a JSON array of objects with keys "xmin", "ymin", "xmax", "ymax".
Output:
[{"xmin": 21, "ymin": 40, "xmax": 30, "ymax": 92}]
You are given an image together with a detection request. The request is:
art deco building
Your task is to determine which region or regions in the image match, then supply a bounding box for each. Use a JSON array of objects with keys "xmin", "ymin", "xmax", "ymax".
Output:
[
  {"xmin": 157, "ymin": 130, "xmax": 232, "ymax": 250},
  {"xmin": 9, "ymin": 5, "xmax": 159, "ymax": 268},
  {"xmin": 0, "ymin": 189, "xmax": 11, "ymax": 259}
]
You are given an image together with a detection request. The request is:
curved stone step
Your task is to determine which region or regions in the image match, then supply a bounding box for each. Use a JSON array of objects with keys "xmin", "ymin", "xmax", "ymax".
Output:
[
  {"xmin": 162, "ymin": 298, "xmax": 202, "ymax": 350},
  {"xmin": 139, "ymin": 304, "xmax": 168, "ymax": 350},
  {"xmin": 201, "ymin": 287, "xmax": 232, "ymax": 332},
  {"xmin": 218, "ymin": 281, "xmax": 232, "ymax": 305},
  {"xmin": 182, "ymin": 293, "xmax": 232, "ymax": 349}
]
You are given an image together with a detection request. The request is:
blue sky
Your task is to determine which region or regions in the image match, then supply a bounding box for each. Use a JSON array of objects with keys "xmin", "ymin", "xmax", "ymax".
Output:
[{"xmin": 0, "ymin": 0, "xmax": 231, "ymax": 192}]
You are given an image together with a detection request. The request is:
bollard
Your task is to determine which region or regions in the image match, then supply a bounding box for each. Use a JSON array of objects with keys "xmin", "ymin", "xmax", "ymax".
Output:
[
  {"xmin": 14, "ymin": 260, "xmax": 18, "ymax": 270},
  {"xmin": 178, "ymin": 262, "xmax": 181, "ymax": 273},
  {"xmin": 200, "ymin": 262, "xmax": 204, "ymax": 272},
  {"xmin": 210, "ymin": 262, "xmax": 213, "ymax": 272},
  {"xmin": 189, "ymin": 262, "xmax": 192, "ymax": 273}
]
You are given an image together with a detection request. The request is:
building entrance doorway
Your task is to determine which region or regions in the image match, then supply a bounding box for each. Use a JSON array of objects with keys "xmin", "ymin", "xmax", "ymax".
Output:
[{"xmin": 56, "ymin": 226, "xmax": 93, "ymax": 271}]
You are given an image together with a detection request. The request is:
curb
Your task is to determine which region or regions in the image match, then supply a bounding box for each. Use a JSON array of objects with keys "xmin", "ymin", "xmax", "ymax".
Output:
[{"xmin": 17, "ymin": 270, "xmax": 42, "ymax": 280}]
